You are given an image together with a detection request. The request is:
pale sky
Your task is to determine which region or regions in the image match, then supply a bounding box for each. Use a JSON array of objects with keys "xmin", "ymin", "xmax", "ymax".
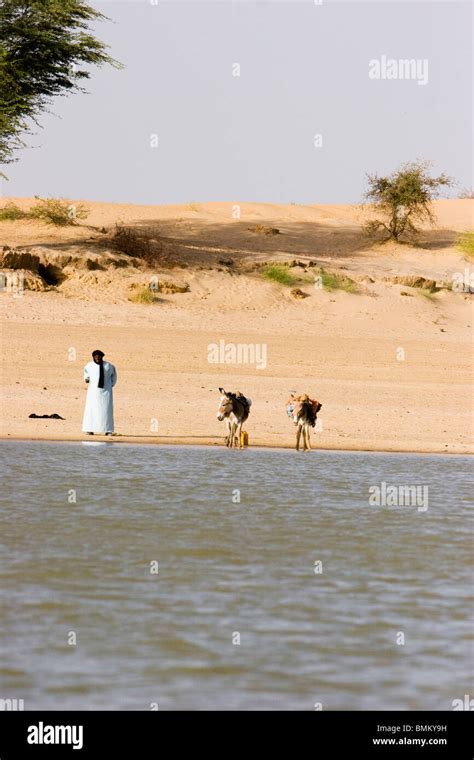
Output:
[{"xmin": 2, "ymin": 0, "xmax": 472, "ymax": 205}]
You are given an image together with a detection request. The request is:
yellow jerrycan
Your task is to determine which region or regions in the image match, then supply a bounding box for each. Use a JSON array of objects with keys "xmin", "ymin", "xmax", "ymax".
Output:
[{"xmin": 240, "ymin": 431, "xmax": 249, "ymax": 447}]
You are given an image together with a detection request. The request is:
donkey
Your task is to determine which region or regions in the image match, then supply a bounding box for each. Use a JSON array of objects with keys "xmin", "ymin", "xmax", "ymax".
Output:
[
  {"xmin": 217, "ymin": 388, "xmax": 251, "ymax": 448},
  {"xmin": 288, "ymin": 393, "xmax": 322, "ymax": 451}
]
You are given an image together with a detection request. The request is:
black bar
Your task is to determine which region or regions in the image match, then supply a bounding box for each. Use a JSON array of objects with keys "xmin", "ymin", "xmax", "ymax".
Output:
[{"xmin": 0, "ymin": 711, "xmax": 472, "ymax": 758}]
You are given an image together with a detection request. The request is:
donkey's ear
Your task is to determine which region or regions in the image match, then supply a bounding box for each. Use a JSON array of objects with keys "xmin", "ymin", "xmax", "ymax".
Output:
[{"xmin": 219, "ymin": 387, "xmax": 226, "ymax": 395}]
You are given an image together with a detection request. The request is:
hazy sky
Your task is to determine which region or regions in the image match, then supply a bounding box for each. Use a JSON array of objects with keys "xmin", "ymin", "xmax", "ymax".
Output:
[{"xmin": 2, "ymin": 0, "xmax": 472, "ymax": 205}]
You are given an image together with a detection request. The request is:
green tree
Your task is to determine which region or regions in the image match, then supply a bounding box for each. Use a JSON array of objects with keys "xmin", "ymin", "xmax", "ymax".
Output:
[
  {"xmin": 0, "ymin": 0, "xmax": 121, "ymax": 166},
  {"xmin": 363, "ymin": 161, "xmax": 452, "ymax": 241}
]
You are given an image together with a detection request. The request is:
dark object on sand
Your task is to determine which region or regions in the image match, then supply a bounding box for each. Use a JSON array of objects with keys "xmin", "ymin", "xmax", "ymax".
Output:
[{"xmin": 29, "ymin": 413, "xmax": 65, "ymax": 419}]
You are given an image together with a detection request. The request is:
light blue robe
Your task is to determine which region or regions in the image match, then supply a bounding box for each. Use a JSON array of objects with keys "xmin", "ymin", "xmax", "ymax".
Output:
[{"xmin": 82, "ymin": 361, "xmax": 117, "ymax": 433}]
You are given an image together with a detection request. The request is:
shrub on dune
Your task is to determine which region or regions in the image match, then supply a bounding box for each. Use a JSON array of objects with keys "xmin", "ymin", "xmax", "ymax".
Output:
[
  {"xmin": 363, "ymin": 160, "xmax": 452, "ymax": 242},
  {"xmin": 30, "ymin": 197, "xmax": 89, "ymax": 226},
  {"xmin": 112, "ymin": 224, "xmax": 162, "ymax": 263},
  {"xmin": 0, "ymin": 202, "xmax": 28, "ymax": 221}
]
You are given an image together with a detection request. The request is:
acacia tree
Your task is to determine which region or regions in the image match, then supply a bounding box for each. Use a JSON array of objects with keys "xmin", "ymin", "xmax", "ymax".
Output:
[
  {"xmin": 363, "ymin": 161, "xmax": 452, "ymax": 241},
  {"xmin": 0, "ymin": 0, "xmax": 121, "ymax": 166}
]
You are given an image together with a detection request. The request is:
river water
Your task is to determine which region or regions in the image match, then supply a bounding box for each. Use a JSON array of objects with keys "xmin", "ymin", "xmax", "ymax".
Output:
[{"xmin": 0, "ymin": 441, "xmax": 472, "ymax": 710}]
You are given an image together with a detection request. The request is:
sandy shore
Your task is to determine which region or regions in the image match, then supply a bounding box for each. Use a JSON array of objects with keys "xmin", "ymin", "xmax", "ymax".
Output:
[
  {"xmin": 1, "ymin": 198, "xmax": 472, "ymax": 454},
  {"xmin": 2, "ymin": 435, "xmax": 472, "ymax": 456}
]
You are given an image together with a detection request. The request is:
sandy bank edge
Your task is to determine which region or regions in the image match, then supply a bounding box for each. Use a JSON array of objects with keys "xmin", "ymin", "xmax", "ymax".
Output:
[{"xmin": 1, "ymin": 434, "xmax": 471, "ymax": 456}]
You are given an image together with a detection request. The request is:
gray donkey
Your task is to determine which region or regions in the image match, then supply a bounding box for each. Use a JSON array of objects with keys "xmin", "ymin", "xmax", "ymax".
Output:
[{"xmin": 217, "ymin": 388, "xmax": 251, "ymax": 448}]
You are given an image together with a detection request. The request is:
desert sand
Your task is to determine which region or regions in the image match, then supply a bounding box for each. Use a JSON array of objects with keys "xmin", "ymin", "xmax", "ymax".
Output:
[{"xmin": 0, "ymin": 198, "xmax": 472, "ymax": 453}]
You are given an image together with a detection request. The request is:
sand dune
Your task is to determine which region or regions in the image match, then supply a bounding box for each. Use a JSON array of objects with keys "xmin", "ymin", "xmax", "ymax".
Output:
[{"xmin": 0, "ymin": 198, "xmax": 472, "ymax": 453}]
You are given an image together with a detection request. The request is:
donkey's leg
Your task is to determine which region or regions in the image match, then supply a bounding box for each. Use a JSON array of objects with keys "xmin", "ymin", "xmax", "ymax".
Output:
[
  {"xmin": 229, "ymin": 421, "xmax": 236, "ymax": 448},
  {"xmin": 296, "ymin": 424, "xmax": 302, "ymax": 451},
  {"xmin": 236, "ymin": 421, "xmax": 243, "ymax": 448},
  {"xmin": 232, "ymin": 413, "xmax": 241, "ymax": 448},
  {"xmin": 305, "ymin": 425, "xmax": 312, "ymax": 451},
  {"xmin": 225, "ymin": 417, "xmax": 231, "ymax": 447}
]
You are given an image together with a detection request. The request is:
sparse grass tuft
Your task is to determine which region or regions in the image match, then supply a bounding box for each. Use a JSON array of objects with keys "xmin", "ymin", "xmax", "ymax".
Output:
[
  {"xmin": 0, "ymin": 202, "xmax": 28, "ymax": 221},
  {"xmin": 319, "ymin": 269, "xmax": 359, "ymax": 293},
  {"xmin": 250, "ymin": 225, "xmax": 280, "ymax": 235},
  {"xmin": 129, "ymin": 286, "xmax": 160, "ymax": 304},
  {"xmin": 263, "ymin": 265, "xmax": 297, "ymax": 286},
  {"xmin": 418, "ymin": 288, "xmax": 436, "ymax": 300},
  {"xmin": 457, "ymin": 231, "xmax": 474, "ymax": 259},
  {"xmin": 30, "ymin": 197, "xmax": 89, "ymax": 226}
]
